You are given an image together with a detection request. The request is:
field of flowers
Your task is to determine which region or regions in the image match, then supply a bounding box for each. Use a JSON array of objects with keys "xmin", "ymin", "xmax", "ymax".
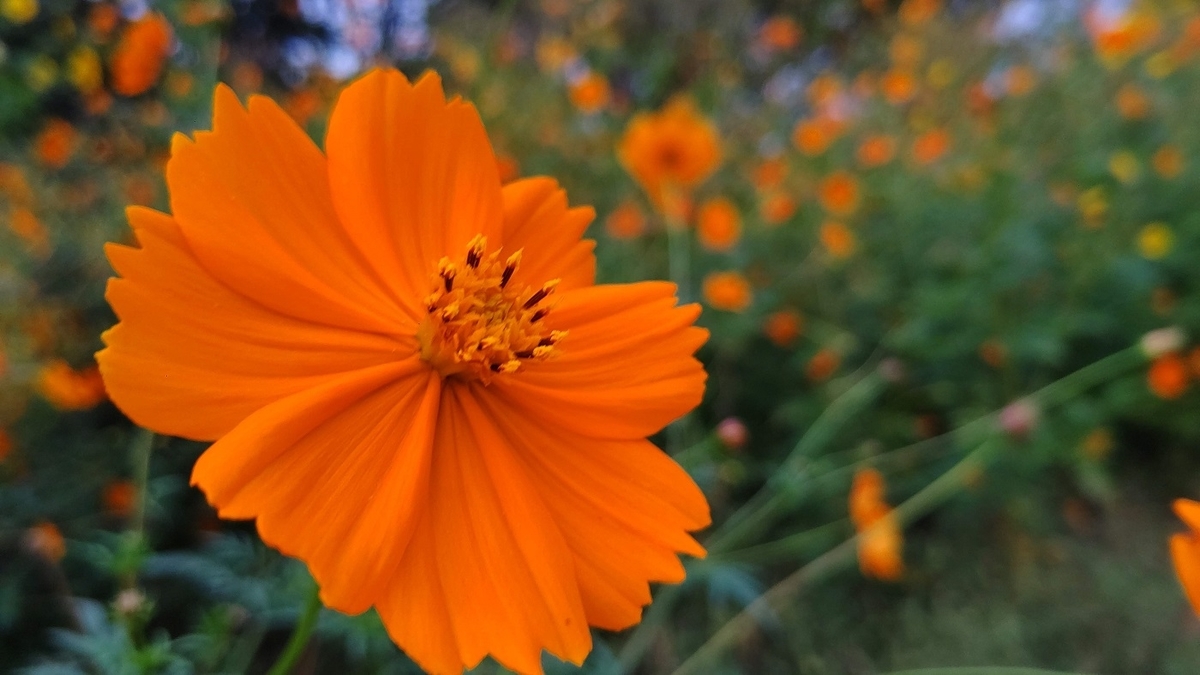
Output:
[{"xmin": 5, "ymin": 0, "xmax": 1200, "ymax": 673}]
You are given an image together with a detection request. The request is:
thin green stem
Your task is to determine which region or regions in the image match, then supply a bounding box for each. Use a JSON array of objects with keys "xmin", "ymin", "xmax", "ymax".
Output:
[
  {"xmin": 129, "ymin": 429, "xmax": 154, "ymax": 542},
  {"xmin": 882, "ymin": 669, "xmax": 1091, "ymax": 675},
  {"xmin": 266, "ymin": 585, "xmax": 322, "ymax": 675},
  {"xmin": 671, "ymin": 439, "xmax": 1001, "ymax": 675}
]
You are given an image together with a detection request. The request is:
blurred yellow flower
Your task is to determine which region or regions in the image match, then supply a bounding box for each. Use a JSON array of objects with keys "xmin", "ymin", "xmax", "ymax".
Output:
[
  {"xmin": 1108, "ymin": 151, "xmax": 1140, "ymax": 184},
  {"xmin": 926, "ymin": 59, "xmax": 955, "ymax": 89},
  {"xmin": 68, "ymin": 47, "xmax": 103, "ymax": 94},
  {"xmin": 26, "ymin": 56, "xmax": 58, "ymax": 92},
  {"xmin": 1145, "ymin": 50, "xmax": 1176, "ymax": 79},
  {"xmin": 1080, "ymin": 428, "xmax": 1114, "ymax": 461},
  {"xmin": 1077, "ymin": 186, "xmax": 1108, "ymax": 228},
  {"xmin": 1, "ymin": 0, "xmax": 37, "ymax": 24},
  {"xmin": 1138, "ymin": 222, "xmax": 1173, "ymax": 259}
]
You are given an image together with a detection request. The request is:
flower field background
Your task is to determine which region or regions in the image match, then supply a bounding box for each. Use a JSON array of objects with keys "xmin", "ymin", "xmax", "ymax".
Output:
[{"xmin": 5, "ymin": 0, "xmax": 1200, "ymax": 673}]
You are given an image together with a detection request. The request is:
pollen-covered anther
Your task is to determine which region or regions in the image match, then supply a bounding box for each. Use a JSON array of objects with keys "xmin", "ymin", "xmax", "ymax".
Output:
[{"xmin": 417, "ymin": 235, "xmax": 565, "ymax": 382}]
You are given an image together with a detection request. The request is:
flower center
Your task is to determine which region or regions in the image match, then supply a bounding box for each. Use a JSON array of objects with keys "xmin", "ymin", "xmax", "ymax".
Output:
[{"xmin": 417, "ymin": 234, "xmax": 565, "ymax": 382}]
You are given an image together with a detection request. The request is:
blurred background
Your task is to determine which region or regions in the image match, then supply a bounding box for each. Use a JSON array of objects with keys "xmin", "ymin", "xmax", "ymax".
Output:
[{"xmin": 4, "ymin": 0, "xmax": 1200, "ymax": 673}]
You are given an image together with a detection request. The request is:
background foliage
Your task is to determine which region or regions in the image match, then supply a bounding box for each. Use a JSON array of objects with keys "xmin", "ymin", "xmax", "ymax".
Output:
[{"xmin": 3, "ymin": 0, "xmax": 1200, "ymax": 673}]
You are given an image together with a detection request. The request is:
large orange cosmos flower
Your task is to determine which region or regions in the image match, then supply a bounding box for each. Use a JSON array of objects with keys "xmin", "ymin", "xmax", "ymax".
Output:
[
  {"xmin": 1172, "ymin": 498, "xmax": 1200, "ymax": 616},
  {"xmin": 97, "ymin": 68, "xmax": 710, "ymax": 675}
]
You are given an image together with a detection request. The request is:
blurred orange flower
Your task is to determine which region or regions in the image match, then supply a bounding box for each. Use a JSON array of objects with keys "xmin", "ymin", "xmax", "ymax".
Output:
[
  {"xmin": 568, "ymin": 72, "xmax": 610, "ymax": 114},
  {"xmin": 110, "ymin": 12, "xmax": 173, "ymax": 97},
  {"xmin": 898, "ymin": 0, "xmax": 941, "ymax": 27},
  {"xmin": 103, "ymin": 480, "xmax": 137, "ymax": 517},
  {"xmin": 696, "ymin": 197, "xmax": 741, "ymax": 252},
  {"xmin": 24, "ymin": 522, "xmax": 66, "ymax": 562},
  {"xmin": 881, "ymin": 68, "xmax": 918, "ymax": 105},
  {"xmin": 34, "ymin": 120, "xmax": 76, "ymax": 169},
  {"xmin": 605, "ymin": 200, "xmax": 646, "ymax": 240},
  {"xmin": 819, "ymin": 221, "xmax": 856, "ymax": 258},
  {"xmin": 1152, "ymin": 145, "xmax": 1184, "ymax": 179},
  {"xmin": 858, "ymin": 134, "xmax": 897, "ymax": 168},
  {"xmin": 0, "ymin": 429, "xmax": 11, "ymax": 464},
  {"xmin": 702, "ymin": 271, "xmax": 751, "ymax": 312},
  {"xmin": 978, "ymin": 339, "xmax": 1007, "ymax": 369},
  {"xmin": 760, "ymin": 192, "xmax": 797, "ymax": 226},
  {"xmin": 911, "ymin": 128, "xmax": 951, "ymax": 165},
  {"xmin": 850, "ymin": 467, "xmax": 903, "ymax": 580},
  {"xmin": 88, "ymin": 2, "xmax": 120, "ymax": 38},
  {"xmin": 619, "ymin": 97, "xmax": 721, "ymax": 211},
  {"xmin": 752, "ymin": 156, "xmax": 786, "ymax": 191},
  {"xmin": 1171, "ymin": 499, "xmax": 1200, "ymax": 616},
  {"xmin": 36, "ymin": 360, "xmax": 106, "ymax": 410},
  {"xmin": 759, "ymin": 15, "xmax": 802, "ymax": 52},
  {"xmin": 8, "ymin": 207, "xmax": 50, "ymax": 256},
  {"xmin": 1005, "ymin": 65, "xmax": 1038, "ymax": 97},
  {"xmin": 763, "ymin": 309, "xmax": 803, "ymax": 348},
  {"xmin": 806, "ymin": 348, "xmax": 841, "ymax": 382},
  {"xmin": 1115, "ymin": 83, "xmax": 1151, "ymax": 119},
  {"xmin": 818, "ymin": 171, "xmax": 861, "ymax": 216},
  {"xmin": 791, "ymin": 117, "xmax": 843, "ymax": 157},
  {"xmin": 98, "ymin": 69, "xmax": 710, "ymax": 674},
  {"xmin": 1148, "ymin": 353, "xmax": 1190, "ymax": 399}
]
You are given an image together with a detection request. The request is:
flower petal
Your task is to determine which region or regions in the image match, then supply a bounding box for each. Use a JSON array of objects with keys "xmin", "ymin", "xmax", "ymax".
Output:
[
  {"xmin": 167, "ymin": 85, "xmax": 410, "ymax": 332},
  {"xmin": 1172, "ymin": 532, "xmax": 1200, "ymax": 616},
  {"xmin": 495, "ymin": 281, "xmax": 707, "ymax": 440},
  {"xmin": 192, "ymin": 359, "xmax": 438, "ymax": 614},
  {"xmin": 392, "ymin": 384, "xmax": 591, "ymax": 674},
  {"xmin": 325, "ymin": 69, "xmax": 505, "ymax": 310},
  {"xmin": 473, "ymin": 386, "xmax": 709, "ymax": 631},
  {"xmin": 98, "ymin": 207, "xmax": 411, "ymax": 441},
  {"xmin": 500, "ymin": 177, "xmax": 596, "ymax": 292},
  {"xmin": 1175, "ymin": 498, "xmax": 1200, "ymax": 533}
]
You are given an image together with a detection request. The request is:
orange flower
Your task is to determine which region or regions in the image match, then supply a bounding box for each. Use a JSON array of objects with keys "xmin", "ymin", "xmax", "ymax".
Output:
[
  {"xmin": 0, "ymin": 429, "xmax": 12, "ymax": 463},
  {"xmin": 696, "ymin": 197, "xmax": 741, "ymax": 252},
  {"xmin": 898, "ymin": 0, "xmax": 940, "ymax": 27},
  {"xmin": 763, "ymin": 309, "xmax": 803, "ymax": 348},
  {"xmin": 807, "ymin": 74, "xmax": 842, "ymax": 108},
  {"xmin": 88, "ymin": 2, "xmax": 120, "ymax": 38},
  {"xmin": 567, "ymin": 72, "xmax": 610, "ymax": 114},
  {"xmin": 25, "ymin": 522, "xmax": 66, "ymax": 562},
  {"xmin": 890, "ymin": 35, "xmax": 924, "ymax": 67},
  {"xmin": 791, "ymin": 117, "xmax": 842, "ymax": 156},
  {"xmin": 1148, "ymin": 353, "xmax": 1190, "ymax": 399},
  {"xmin": 285, "ymin": 89, "xmax": 323, "ymax": 126},
  {"xmin": 702, "ymin": 271, "xmax": 751, "ymax": 312},
  {"xmin": 849, "ymin": 468, "xmax": 903, "ymax": 580},
  {"xmin": 978, "ymin": 339, "xmax": 1007, "ymax": 369},
  {"xmin": 818, "ymin": 171, "xmax": 860, "ymax": 216},
  {"xmin": 34, "ymin": 120, "xmax": 76, "ymax": 169},
  {"xmin": 9, "ymin": 206, "xmax": 50, "ymax": 255},
  {"xmin": 1115, "ymin": 83, "xmax": 1150, "ymax": 119},
  {"xmin": 618, "ymin": 97, "xmax": 721, "ymax": 210},
  {"xmin": 857, "ymin": 134, "xmax": 896, "ymax": 168},
  {"xmin": 1152, "ymin": 145, "xmax": 1184, "ymax": 179},
  {"xmin": 37, "ymin": 359, "xmax": 106, "ymax": 410},
  {"xmin": 806, "ymin": 348, "xmax": 840, "ymax": 381},
  {"xmin": 752, "ymin": 156, "xmax": 786, "ymax": 191},
  {"xmin": 819, "ymin": 221, "xmax": 856, "ymax": 258},
  {"xmin": 911, "ymin": 128, "xmax": 951, "ymax": 165},
  {"xmin": 880, "ymin": 68, "xmax": 917, "ymax": 105},
  {"xmin": 1004, "ymin": 65, "xmax": 1037, "ymax": 97},
  {"xmin": 605, "ymin": 200, "xmax": 645, "ymax": 240},
  {"xmin": 759, "ymin": 15, "xmax": 802, "ymax": 52},
  {"xmin": 103, "ymin": 480, "xmax": 137, "ymax": 517},
  {"xmin": 760, "ymin": 192, "xmax": 797, "ymax": 226},
  {"xmin": 110, "ymin": 13, "xmax": 173, "ymax": 97},
  {"xmin": 97, "ymin": 69, "xmax": 710, "ymax": 675},
  {"xmin": 1171, "ymin": 499, "xmax": 1200, "ymax": 616}
]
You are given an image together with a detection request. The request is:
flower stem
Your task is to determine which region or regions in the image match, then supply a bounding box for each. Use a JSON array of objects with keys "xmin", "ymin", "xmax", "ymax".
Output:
[
  {"xmin": 266, "ymin": 585, "xmax": 322, "ymax": 675},
  {"xmin": 129, "ymin": 428, "xmax": 154, "ymax": 543}
]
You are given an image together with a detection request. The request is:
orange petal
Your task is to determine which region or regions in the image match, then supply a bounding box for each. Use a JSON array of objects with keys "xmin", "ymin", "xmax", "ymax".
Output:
[
  {"xmin": 98, "ymin": 207, "xmax": 411, "ymax": 440},
  {"xmin": 166, "ymin": 85, "xmax": 411, "ymax": 332},
  {"xmin": 1171, "ymin": 532, "xmax": 1200, "ymax": 616},
  {"xmin": 1175, "ymin": 498, "xmax": 1200, "ymax": 533},
  {"xmin": 473, "ymin": 386, "xmax": 709, "ymax": 631},
  {"xmin": 496, "ymin": 281, "xmax": 708, "ymax": 440},
  {"xmin": 416, "ymin": 386, "xmax": 591, "ymax": 673},
  {"xmin": 192, "ymin": 359, "xmax": 437, "ymax": 613},
  {"xmin": 325, "ymin": 69, "xmax": 504, "ymax": 308},
  {"xmin": 500, "ymin": 177, "xmax": 596, "ymax": 292}
]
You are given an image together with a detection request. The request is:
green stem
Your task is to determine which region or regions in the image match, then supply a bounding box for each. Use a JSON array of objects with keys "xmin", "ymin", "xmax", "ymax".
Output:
[
  {"xmin": 882, "ymin": 669, "xmax": 1091, "ymax": 675},
  {"xmin": 129, "ymin": 429, "xmax": 154, "ymax": 542},
  {"xmin": 705, "ymin": 370, "xmax": 886, "ymax": 553},
  {"xmin": 266, "ymin": 585, "xmax": 322, "ymax": 675},
  {"xmin": 671, "ymin": 439, "xmax": 1001, "ymax": 675}
]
